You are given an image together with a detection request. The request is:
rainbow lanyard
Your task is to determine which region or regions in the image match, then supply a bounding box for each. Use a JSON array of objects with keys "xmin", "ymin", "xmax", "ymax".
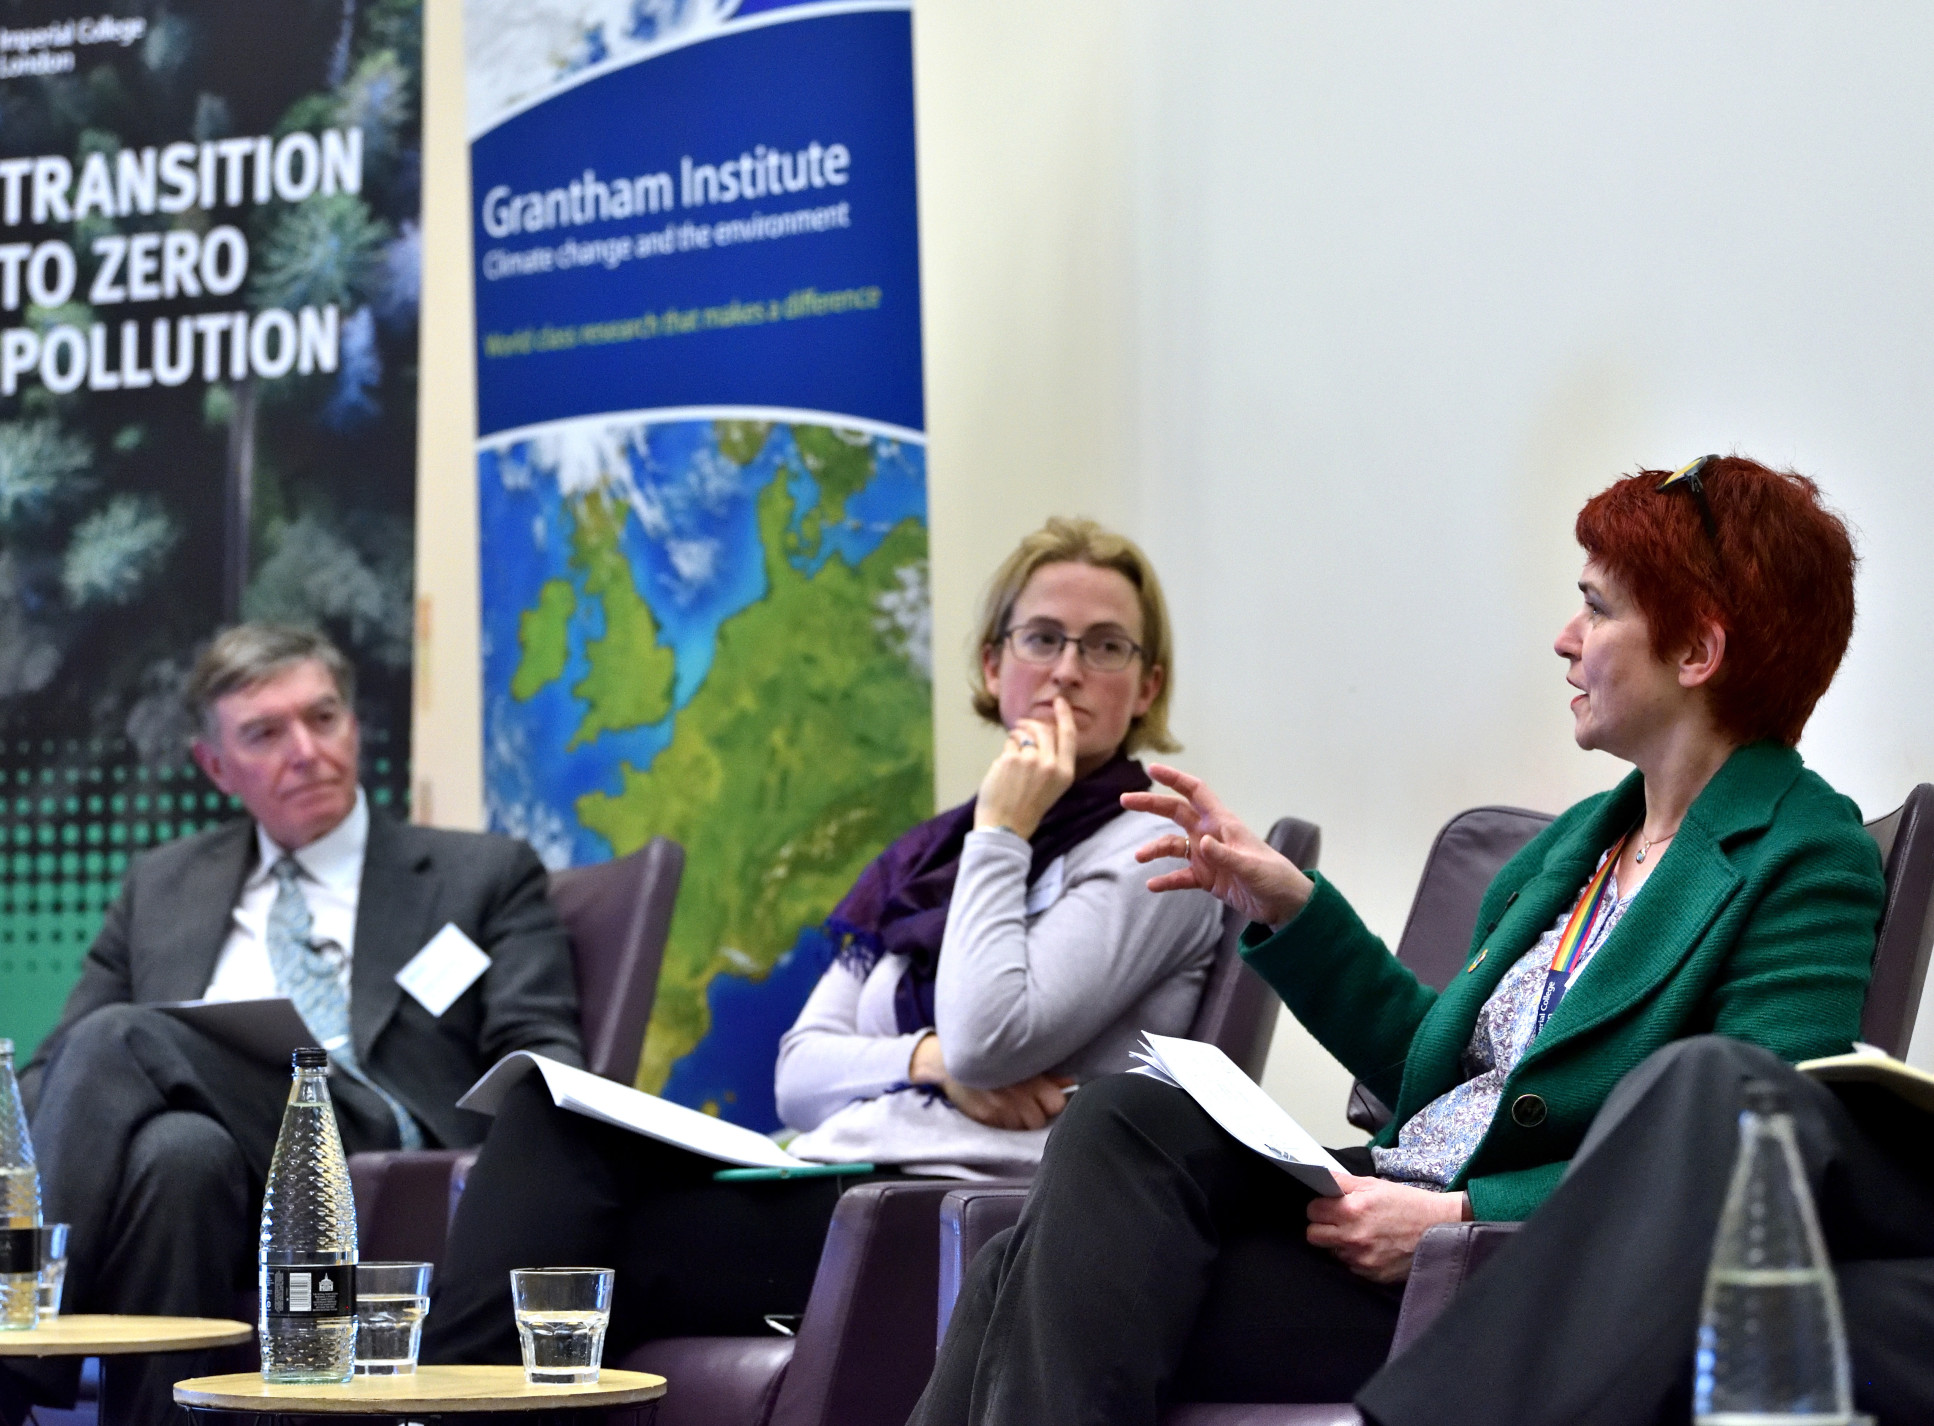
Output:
[{"xmin": 1531, "ymin": 833, "xmax": 1630, "ymax": 1039}]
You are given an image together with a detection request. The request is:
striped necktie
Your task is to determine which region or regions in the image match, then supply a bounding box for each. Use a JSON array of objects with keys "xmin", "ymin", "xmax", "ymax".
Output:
[{"xmin": 265, "ymin": 856, "xmax": 423, "ymax": 1149}]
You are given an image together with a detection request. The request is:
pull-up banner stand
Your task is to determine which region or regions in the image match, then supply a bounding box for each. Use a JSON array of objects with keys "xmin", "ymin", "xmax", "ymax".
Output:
[
  {"xmin": 469, "ymin": 1, "xmax": 932, "ymax": 1128},
  {"xmin": 0, "ymin": 1, "xmax": 423, "ymax": 1059}
]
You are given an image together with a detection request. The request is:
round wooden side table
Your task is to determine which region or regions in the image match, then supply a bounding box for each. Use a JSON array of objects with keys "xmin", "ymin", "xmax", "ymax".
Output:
[
  {"xmin": 0, "ymin": 1316, "xmax": 253, "ymax": 1358},
  {"xmin": 0, "ymin": 1315, "xmax": 256, "ymax": 1426},
  {"xmin": 174, "ymin": 1364, "xmax": 667, "ymax": 1426}
]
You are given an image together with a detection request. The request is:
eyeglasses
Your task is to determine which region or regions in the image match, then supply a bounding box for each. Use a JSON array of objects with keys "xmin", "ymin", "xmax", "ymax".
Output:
[
  {"xmin": 1001, "ymin": 622, "xmax": 1144, "ymax": 673},
  {"xmin": 1658, "ymin": 454, "xmax": 1723, "ymax": 553}
]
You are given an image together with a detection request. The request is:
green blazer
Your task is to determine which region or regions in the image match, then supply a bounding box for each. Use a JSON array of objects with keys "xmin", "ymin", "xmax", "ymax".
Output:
[{"xmin": 1241, "ymin": 742, "xmax": 1884, "ymax": 1221}]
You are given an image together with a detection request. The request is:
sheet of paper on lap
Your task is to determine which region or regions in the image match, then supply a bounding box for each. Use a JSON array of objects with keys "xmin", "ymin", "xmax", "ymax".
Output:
[
  {"xmin": 1133, "ymin": 1032, "xmax": 1345, "ymax": 1196},
  {"xmin": 459, "ymin": 1051, "xmax": 855, "ymax": 1169},
  {"xmin": 1798, "ymin": 1042, "xmax": 1934, "ymax": 1115},
  {"xmin": 156, "ymin": 997, "xmax": 315, "ymax": 1064}
]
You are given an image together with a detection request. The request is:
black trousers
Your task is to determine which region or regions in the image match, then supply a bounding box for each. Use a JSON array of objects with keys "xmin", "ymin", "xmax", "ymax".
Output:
[
  {"xmin": 420, "ymin": 1076, "xmax": 904, "ymax": 1365},
  {"xmin": 11, "ymin": 1004, "xmax": 400, "ymax": 1426},
  {"xmin": 1361, "ymin": 1035, "xmax": 1934, "ymax": 1426},
  {"xmin": 910, "ymin": 1072, "xmax": 1404, "ymax": 1426},
  {"xmin": 915, "ymin": 1039, "xmax": 1934, "ymax": 1426}
]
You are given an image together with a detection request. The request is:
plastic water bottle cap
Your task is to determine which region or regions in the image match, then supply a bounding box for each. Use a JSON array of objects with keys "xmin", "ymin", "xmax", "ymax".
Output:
[{"xmin": 1741, "ymin": 1078, "xmax": 1788, "ymax": 1116}]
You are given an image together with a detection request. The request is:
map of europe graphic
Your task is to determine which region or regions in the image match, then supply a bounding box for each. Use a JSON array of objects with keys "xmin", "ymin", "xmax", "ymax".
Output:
[{"xmin": 481, "ymin": 418, "xmax": 932, "ymax": 1129}]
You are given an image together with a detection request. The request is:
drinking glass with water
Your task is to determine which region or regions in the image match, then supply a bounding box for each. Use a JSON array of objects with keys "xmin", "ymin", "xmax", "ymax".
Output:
[
  {"xmin": 36, "ymin": 1224, "xmax": 67, "ymax": 1319},
  {"xmin": 354, "ymin": 1261, "xmax": 432, "ymax": 1375},
  {"xmin": 509, "ymin": 1268, "xmax": 613, "ymax": 1385}
]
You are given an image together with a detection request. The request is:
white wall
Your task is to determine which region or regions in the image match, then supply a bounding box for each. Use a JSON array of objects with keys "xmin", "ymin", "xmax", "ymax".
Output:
[
  {"xmin": 419, "ymin": 2, "xmax": 1934, "ymax": 1135},
  {"xmin": 914, "ymin": 1, "xmax": 1934, "ymax": 1135},
  {"xmin": 413, "ymin": 0, "xmax": 484, "ymax": 833}
]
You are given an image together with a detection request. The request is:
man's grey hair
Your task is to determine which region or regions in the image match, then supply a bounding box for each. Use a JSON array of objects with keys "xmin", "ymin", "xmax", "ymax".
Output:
[{"xmin": 186, "ymin": 623, "xmax": 357, "ymax": 741}]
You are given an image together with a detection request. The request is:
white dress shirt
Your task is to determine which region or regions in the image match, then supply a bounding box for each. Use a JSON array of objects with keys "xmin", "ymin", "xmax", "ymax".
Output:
[{"xmin": 203, "ymin": 789, "xmax": 369, "ymax": 1002}]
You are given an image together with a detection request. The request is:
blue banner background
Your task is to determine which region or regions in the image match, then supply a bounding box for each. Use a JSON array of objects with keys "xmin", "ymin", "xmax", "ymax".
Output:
[
  {"xmin": 470, "ymin": 3, "xmax": 933, "ymax": 1123},
  {"xmin": 471, "ymin": 7, "xmax": 923, "ymax": 435}
]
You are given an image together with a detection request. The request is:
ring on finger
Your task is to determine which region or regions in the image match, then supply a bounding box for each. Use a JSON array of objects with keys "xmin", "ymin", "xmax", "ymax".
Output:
[
  {"xmin": 1183, "ymin": 835, "xmax": 1192, "ymax": 858},
  {"xmin": 1014, "ymin": 734, "xmax": 1037, "ymax": 750}
]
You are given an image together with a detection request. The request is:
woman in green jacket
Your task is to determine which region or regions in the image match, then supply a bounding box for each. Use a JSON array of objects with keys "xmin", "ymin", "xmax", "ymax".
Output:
[{"xmin": 911, "ymin": 455, "xmax": 1887, "ymax": 1425}]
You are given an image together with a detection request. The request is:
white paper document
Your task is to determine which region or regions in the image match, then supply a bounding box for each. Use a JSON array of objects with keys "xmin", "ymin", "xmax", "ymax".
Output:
[
  {"xmin": 156, "ymin": 997, "xmax": 315, "ymax": 1065},
  {"xmin": 395, "ymin": 923, "xmax": 492, "ymax": 1016},
  {"xmin": 1134, "ymin": 1033, "xmax": 1346, "ymax": 1196},
  {"xmin": 1799, "ymin": 1042, "xmax": 1934, "ymax": 1115},
  {"xmin": 459, "ymin": 1051, "xmax": 842, "ymax": 1169}
]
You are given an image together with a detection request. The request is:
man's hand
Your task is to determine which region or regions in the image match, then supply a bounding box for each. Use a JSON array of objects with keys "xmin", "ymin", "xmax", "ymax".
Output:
[
  {"xmin": 908, "ymin": 1031, "xmax": 1073, "ymax": 1130},
  {"xmin": 1305, "ymin": 1172, "xmax": 1470, "ymax": 1284}
]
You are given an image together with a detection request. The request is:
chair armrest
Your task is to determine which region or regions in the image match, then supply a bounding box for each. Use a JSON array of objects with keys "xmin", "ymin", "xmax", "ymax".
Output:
[
  {"xmin": 766, "ymin": 1179, "xmax": 969, "ymax": 1426},
  {"xmin": 347, "ymin": 1149, "xmax": 472, "ymax": 1270},
  {"xmin": 445, "ymin": 1148, "xmax": 483, "ymax": 1232},
  {"xmin": 1387, "ymin": 1221, "xmax": 1521, "ymax": 1359},
  {"xmin": 937, "ymin": 1185, "xmax": 1030, "ymax": 1347},
  {"xmin": 1164, "ymin": 1407, "xmax": 1364, "ymax": 1426},
  {"xmin": 617, "ymin": 1336, "xmax": 794, "ymax": 1426}
]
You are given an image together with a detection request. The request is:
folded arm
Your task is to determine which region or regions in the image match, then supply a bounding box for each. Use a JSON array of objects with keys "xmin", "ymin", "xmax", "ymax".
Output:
[
  {"xmin": 933, "ymin": 820, "xmax": 1217, "ymax": 1088},
  {"xmin": 774, "ymin": 960, "xmax": 930, "ymax": 1131}
]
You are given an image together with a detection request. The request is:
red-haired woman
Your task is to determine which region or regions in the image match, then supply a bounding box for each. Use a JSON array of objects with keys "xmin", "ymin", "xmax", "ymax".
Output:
[{"xmin": 912, "ymin": 458, "xmax": 1934, "ymax": 1425}]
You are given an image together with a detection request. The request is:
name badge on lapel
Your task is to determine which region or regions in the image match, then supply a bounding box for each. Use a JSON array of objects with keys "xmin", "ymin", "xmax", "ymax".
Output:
[
  {"xmin": 395, "ymin": 923, "xmax": 490, "ymax": 1016},
  {"xmin": 1025, "ymin": 856, "xmax": 1067, "ymax": 918}
]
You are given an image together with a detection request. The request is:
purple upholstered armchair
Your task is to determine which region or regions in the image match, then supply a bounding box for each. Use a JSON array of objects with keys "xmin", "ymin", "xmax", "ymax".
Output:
[
  {"xmin": 348, "ymin": 835, "xmax": 685, "ymax": 1266},
  {"xmin": 936, "ymin": 1184, "xmax": 1520, "ymax": 1426},
  {"xmin": 617, "ymin": 815, "xmax": 1322, "ymax": 1426},
  {"xmin": 936, "ymin": 785, "xmax": 1934, "ymax": 1425}
]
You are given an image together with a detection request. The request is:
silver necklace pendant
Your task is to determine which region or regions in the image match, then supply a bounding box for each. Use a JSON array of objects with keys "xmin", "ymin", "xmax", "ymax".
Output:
[{"xmin": 1635, "ymin": 830, "xmax": 1675, "ymax": 865}]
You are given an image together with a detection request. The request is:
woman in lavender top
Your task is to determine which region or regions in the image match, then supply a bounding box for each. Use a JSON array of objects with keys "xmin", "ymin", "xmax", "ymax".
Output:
[{"xmin": 423, "ymin": 517, "xmax": 1221, "ymax": 1363}]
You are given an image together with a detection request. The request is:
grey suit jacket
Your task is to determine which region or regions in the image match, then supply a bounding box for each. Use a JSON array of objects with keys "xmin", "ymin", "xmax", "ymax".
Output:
[{"xmin": 22, "ymin": 806, "xmax": 585, "ymax": 1149}]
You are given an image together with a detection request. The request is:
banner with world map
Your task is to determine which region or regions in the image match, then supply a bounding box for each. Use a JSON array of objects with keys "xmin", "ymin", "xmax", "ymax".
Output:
[{"xmin": 468, "ymin": 0, "xmax": 931, "ymax": 1129}]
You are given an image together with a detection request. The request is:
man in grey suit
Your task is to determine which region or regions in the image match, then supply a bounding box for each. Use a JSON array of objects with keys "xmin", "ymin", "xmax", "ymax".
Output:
[{"xmin": 11, "ymin": 624, "xmax": 583, "ymax": 1426}]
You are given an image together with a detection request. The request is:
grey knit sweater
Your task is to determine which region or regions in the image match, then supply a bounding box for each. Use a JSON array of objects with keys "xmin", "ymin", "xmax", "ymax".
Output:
[{"xmin": 778, "ymin": 810, "xmax": 1223, "ymax": 1178}]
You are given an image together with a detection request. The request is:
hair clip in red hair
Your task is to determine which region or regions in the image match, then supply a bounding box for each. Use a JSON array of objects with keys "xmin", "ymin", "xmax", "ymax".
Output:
[{"xmin": 1659, "ymin": 454, "xmax": 1722, "ymax": 550}]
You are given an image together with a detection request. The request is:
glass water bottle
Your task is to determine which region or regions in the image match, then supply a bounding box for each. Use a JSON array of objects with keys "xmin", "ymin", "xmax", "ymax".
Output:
[
  {"xmin": 258, "ymin": 1047, "xmax": 359, "ymax": 1381},
  {"xmin": 0, "ymin": 1039, "xmax": 40, "ymax": 1331},
  {"xmin": 1694, "ymin": 1079, "xmax": 1851, "ymax": 1425}
]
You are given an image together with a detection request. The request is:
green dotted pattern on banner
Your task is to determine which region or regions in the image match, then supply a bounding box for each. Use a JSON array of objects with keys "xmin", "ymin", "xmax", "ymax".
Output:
[{"xmin": 0, "ymin": 735, "xmax": 405, "ymax": 1065}]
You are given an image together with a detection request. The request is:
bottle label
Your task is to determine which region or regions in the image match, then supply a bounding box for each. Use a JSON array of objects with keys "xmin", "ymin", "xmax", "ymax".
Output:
[
  {"xmin": 264, "ymin": 1264, "xmax": 357, "ymax": 1319},
  {"xmin": 0, "ymin": 1228, "xmax": 39, "ymax": 1274}
]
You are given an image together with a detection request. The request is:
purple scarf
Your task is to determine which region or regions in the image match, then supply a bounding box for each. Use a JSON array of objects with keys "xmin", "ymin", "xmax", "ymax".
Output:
[{"xmin": 826, "ymin": 753, "xmax": 1154, "ymax": 1035}]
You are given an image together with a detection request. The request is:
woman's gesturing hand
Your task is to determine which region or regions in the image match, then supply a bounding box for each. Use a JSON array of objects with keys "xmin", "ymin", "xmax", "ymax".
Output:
[
  {"xmin": 1305, "ymin": 1173, "xmax": 1470, "ymax": 1284},
  {"xmin": 974, "ymin": 696, "xmax": 1078, "ymax": 841},
  {"xmin": 909, "ymin": 1031, "xmax": 1071, "ymax": 1130},
  {"xmin": 1122, "ymin": 763, "xmax": 1314, "ymax": 927}
]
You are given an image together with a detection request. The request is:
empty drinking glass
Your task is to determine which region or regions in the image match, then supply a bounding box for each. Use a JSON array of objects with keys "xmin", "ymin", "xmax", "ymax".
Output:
[
  {"xmin": 354, "ymin": 1261, "xmax": 432, "ymax": 1375},
  {"xmin": 509, "ymin": 1268, "xmax": 613, "ymax": 1385},
  {"xmin": 36, "ymin": 1225, "xmax": 67, "ymax": 1319}
]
